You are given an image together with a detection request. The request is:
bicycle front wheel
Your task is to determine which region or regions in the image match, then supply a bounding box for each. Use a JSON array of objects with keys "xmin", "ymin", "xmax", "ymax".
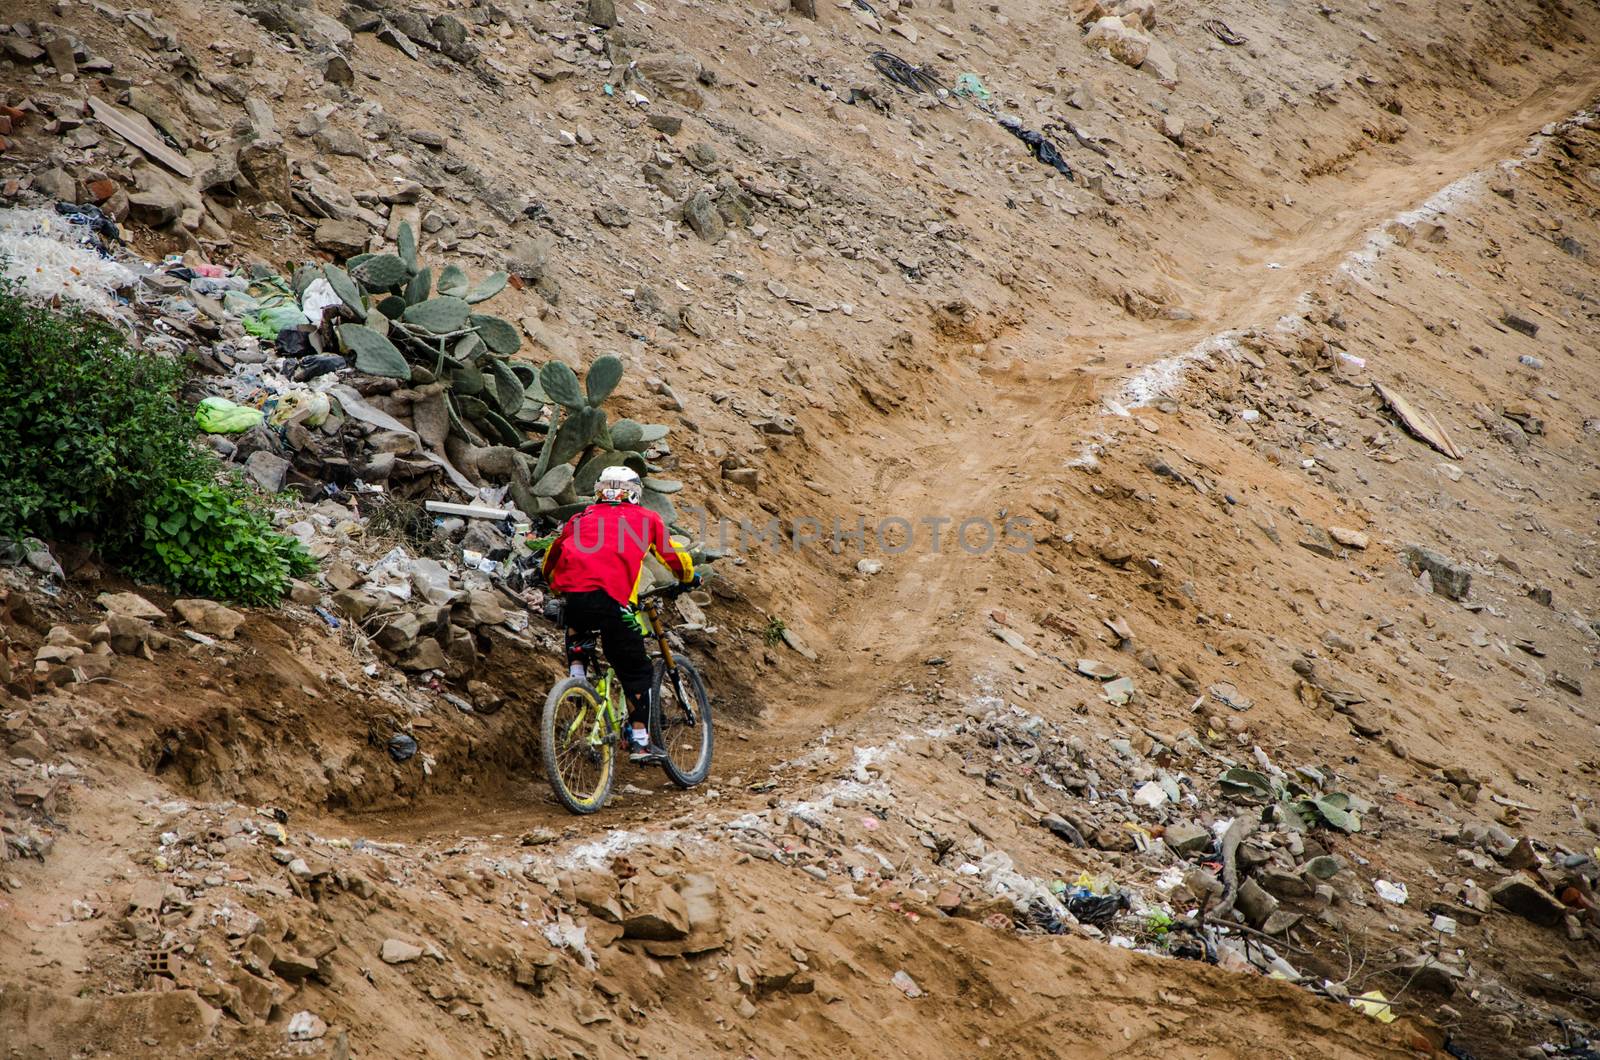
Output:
[
  {"xmin": 541, "ymin": 676, "xmax": 617, "ymax": 814},
  {"xmin": 651, "ymin": 657, "xmax": 713, "ymax": 788}
]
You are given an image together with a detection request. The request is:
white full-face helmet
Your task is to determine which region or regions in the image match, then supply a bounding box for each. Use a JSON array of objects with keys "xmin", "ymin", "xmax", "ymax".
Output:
[{"xmin": 596, "ymin": 465, "xmax": 642, "ymax": 504}]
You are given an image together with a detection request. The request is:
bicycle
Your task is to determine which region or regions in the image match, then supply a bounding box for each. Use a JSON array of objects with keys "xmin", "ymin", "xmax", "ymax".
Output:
[{"xmin": 539, "ymin": 583, "xmax": 714, "ymax": 815}]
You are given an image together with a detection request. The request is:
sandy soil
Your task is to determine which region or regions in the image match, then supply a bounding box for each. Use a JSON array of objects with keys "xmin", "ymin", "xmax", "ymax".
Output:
[{"xmin": 1, "ymin": 0, "xmax": 1598, "ymax": 1053}]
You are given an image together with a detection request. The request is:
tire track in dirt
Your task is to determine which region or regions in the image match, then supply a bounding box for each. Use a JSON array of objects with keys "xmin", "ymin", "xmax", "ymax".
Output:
[{"xmin": 375, "ymin": 70, "xmax": 1599, "ymax": 849}]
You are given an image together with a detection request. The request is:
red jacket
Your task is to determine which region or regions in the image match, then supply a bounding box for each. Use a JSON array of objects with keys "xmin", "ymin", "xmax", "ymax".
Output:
[{"xmin": 542, "ymin": 501, "xmax": 693, "ymax": 605}]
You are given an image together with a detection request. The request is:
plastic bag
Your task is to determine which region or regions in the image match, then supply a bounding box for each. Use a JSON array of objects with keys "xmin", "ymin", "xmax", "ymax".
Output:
[
  {"xmin": 276, "ymin": 326, "xmax": 314, "ymax": 359},
  {"xmin": 266, "ymin": 389, "xmax": 331, "ymax": 428},
  {"xmin": 953, "ymin": 73, "xmax": 990, "ymax": 100},
  {"xmin": 294, "ymin": 353, "xmax": 347, "ymax": 382},
  {"xmin": 300, "ymin": 276, "xmax": 342, "ymax": 324},
  {"xmin": 195, "ymin": 396, "xmax": 265, "ymax": 434},
  {"xmin": 236, "ymin": 275, "xmax": 310, "ymax": 337}
]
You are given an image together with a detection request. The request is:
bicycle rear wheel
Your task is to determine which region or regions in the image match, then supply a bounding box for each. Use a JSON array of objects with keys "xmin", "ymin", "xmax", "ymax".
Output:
[
  {"xmin": 650, "ymin": 657, "xmax": 713, "ymax": 788},
  {"xmin": 541, "ymin": 676, "xmax": 617, "ymax": 814}
]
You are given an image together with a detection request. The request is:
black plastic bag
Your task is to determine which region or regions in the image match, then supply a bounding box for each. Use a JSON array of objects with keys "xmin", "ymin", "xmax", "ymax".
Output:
[
  {"xmin": 293, "ymin": 353, "xmax": 347, "ymax": 382},
  {"xmin": 276, "ymin": 325, "xmax": 314, "ymax": 359},
  {"xmin": 997, "ymin": 117, "xmax": 1074, "ymax": 180}
]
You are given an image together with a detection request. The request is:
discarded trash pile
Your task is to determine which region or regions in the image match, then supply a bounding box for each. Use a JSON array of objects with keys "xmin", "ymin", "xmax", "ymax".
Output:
[
  {"xmin": 178, "ymin": 224, "xmax": 692, "ymax": 530},
  {"xmin": 704, "ymin": 694, "xmax": 1600, "ymax": 1038}
]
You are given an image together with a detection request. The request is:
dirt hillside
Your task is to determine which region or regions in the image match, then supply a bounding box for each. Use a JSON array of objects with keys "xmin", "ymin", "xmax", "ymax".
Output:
[{"xmin": 1, "ymin": 0, "xmax": 1598, "ymax": 1054}]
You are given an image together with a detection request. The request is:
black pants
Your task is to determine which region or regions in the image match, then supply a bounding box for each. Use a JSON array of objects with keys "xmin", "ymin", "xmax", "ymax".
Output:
[{"xmin": 563, "ymin": 590, "xmax": 652, "ymax": 725}]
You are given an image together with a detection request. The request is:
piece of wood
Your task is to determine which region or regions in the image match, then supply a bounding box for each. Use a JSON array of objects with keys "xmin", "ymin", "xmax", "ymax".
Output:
[
  {"xmin": 1372, "ymin": 380, "xmax": 1463, "ymax": 460},
  {"xmin": 87, "ymin": 96, "xmax": 194, "ymax": 178},
  {"xmin": 424, "ymin": 501, "xmax": 512, "ymax": 520}
]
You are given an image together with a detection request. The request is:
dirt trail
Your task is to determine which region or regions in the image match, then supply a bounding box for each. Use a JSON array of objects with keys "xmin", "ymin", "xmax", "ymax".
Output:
[
  {"xmin": 732, "ymin": 63, "xmax": 1600, "ymax": 726},
  {"xmin": 1041, "ymin": 67, "xmax": 1599, "ymax": 369},
  {"xmin": 5, "ymin": 0, "xmax": 1600, "ymax": 1049},
  {"xmin": 383, "ymin": 67, "xmax": 1599, "ymax": 850}
]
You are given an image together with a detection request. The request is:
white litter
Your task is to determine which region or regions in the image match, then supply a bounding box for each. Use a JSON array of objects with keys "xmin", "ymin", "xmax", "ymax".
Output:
[
  {"xmin": 542, "ymin": 913, "xmax": 594, "ymax": 969},
  {"xmin": 1132, "ymin": 781, "xmax": 1169, "ymax": 808},
  {"xmin": 891, "ymin": 970, "xmax": 923, "ymax": 998},
  {"xmin": 299, "ymin": 276, "xmax": 341, "ymax": 323},
  {"xmin": 0, "ymin": 207, "xmax": 136, "ymax": 315},
  {"xmin": 1374, "ymin": 879, "xmax": 1408, "ymax": 905}
]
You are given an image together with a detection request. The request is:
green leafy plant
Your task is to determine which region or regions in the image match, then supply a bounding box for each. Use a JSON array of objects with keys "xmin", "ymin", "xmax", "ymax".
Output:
[
  {"xmin": 1217, "ymin": 764, "xmax": 1366, "ymax": 833},
  {"xmin": 763, "ymin": 616, "xmax": 788, "ymax": 647},
  {"xmin": 317, "ymin": 230, "xmax": 691, "ymax": 532},
  {"xmin": 0, "ymin": 277, "xmax": 203, "ymax": 543},
  {"xmin": 134, "ymin": 478, "xmax": 316, "ymax": 605},
  {"xmin": 0, "ymin": 275, "xmax": 313, "ymax": 603}
]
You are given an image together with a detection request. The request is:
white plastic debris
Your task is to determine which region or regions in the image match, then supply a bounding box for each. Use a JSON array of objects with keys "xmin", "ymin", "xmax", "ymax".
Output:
[
  {"xmin": 1374, "ymin": 879, "xmax": 1408, "ymax": 905},
  {"xmin": 542, "ymin": 913, "xmax": 594, "ymax": 969},
  {"xmin": 0, "ymin": 208, "xmax": 136, "ymax": 315},
  {"xmin": 299, "ymin": 276, "xmax": 341, "ymax": 323},
  {"xmin": 366, "ymin": 546, "xmax": 415, "ymax": 601},
  {"xmin": 1132, "ymin": 781, "xmax": 1168, "ymax": 809},
  {"xmin": 891, "ymin": 970, "xmax": 923, "ymax": 998}
]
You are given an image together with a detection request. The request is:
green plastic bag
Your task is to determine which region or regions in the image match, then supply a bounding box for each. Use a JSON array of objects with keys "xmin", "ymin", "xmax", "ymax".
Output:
[
  {"xmin": 954, "ymin": 73, "xmax": 991, "ymax": 101},
  {"xmin": 195, "ymin": 396, "xmax": 264, "ymax": 434}
]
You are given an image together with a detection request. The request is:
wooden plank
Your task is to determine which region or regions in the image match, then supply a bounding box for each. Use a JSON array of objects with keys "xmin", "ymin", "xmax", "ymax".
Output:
[
  {"xmin": 424, "ymin": 501, "xmax": 512, "ymax": 520},
  {"xmin": 1372, "ymin": 380, "xmax": 1463, "ymax": 460},
  {"xmin": 87, "ymin": 96, "xmax": 194, "ymax": 178}
]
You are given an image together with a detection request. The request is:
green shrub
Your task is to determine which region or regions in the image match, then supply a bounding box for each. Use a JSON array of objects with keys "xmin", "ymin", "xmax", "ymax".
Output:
[
  {"xmin": 0, "ymin": 277, "xmax": 202, "ymax": 543},
  {"xmin": 133, "ymin": 478, "xmax": 316, "ymax": 605},
  {"xmin": 0, "ymin": 276, "xmax": 314, "ymax": 602}
]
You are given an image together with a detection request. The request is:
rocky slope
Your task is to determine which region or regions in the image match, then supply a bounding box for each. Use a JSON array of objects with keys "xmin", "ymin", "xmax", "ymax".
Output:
[{"xmin": 1, "ymin": 0, "xmax": 1598, "ymax": 1055}]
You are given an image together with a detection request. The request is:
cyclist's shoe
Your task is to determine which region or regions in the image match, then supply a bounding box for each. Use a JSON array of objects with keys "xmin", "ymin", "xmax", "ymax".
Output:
[{"xmin": 629, "ymin": 743, "xmax": 668, "ymax": 766}]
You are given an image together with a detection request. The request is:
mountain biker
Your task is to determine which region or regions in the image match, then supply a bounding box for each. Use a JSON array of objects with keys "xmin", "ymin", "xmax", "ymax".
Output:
[{"xmin": 541, "ymin": 466, "xmax": 695, "ymax": 764}]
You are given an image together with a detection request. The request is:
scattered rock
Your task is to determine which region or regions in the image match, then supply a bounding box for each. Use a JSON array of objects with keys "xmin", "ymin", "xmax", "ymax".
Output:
[
  {"xmin": 1164, "ymin": 821, "xmax": 1211, "ymax": 855},
  {"xmin": 128, "ymin": 189, "xmax": 182, "ymax": 227},
  {"xmin": 1328, "ymin": 527, "xmax": 1369, "ymax": 550},
  {"xmin": 1489, "ymin": 873, "xmax": 1566, "ymax": 926},
  {"xmin": 635, "ymin": 53, "xmax": 707, "ymax": 109},
  {"xmin": 1401, "ymin": 955, "xmax": 1462, "ymax": 996},
  {"xmin": 1402, "ymin": 545, "xmax": 1471, "ymax": 601},
  {"xmin": 314, "ymin": 219, "xmax": 369, "ymax": 258},
  {"xmin": 106, "ymin": 614, "xmax": 153, "ymax": 656},
  {"xmin": 238, "ymin": 137, "xmax": 292, "ymax": 205},
  {"xmin": 98, "ymin": 592, "xmax": 165, "ymax": 620},
  {"xmin": 380, "ymin": 938, "xmax": 424, "ymax": 964},
  {"xmin": 1499, "ymin": 309, "xmax": 1539, "ymax": 338},
  {"xmin": 173, "ymin": 599, "xmax": 246, "ymax": 639},
  {"xmin": 1084, "ymin": 15, "xmax": 1150, "ymax": 67},
  {"xmin": 244, "ymin": 449, "xmax": 291, "ymax": 493},
  {"xmin": 682, "ymin": 190, "xmax": 726, "ymax": 242},
  {"xmin": 593, "ymin": 203, "xmax": 631, "ymax": 228},
  {"xmin": 399, "ymin": 637, "xmax": 447, "ymax": 671},
  {"xmin": 622, "ymin": 883, "xmax": 690, "ymax": 941},
  {"xmin": 1234, "ymin": 878, "xmax": 1279, "ymax": 928}
]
